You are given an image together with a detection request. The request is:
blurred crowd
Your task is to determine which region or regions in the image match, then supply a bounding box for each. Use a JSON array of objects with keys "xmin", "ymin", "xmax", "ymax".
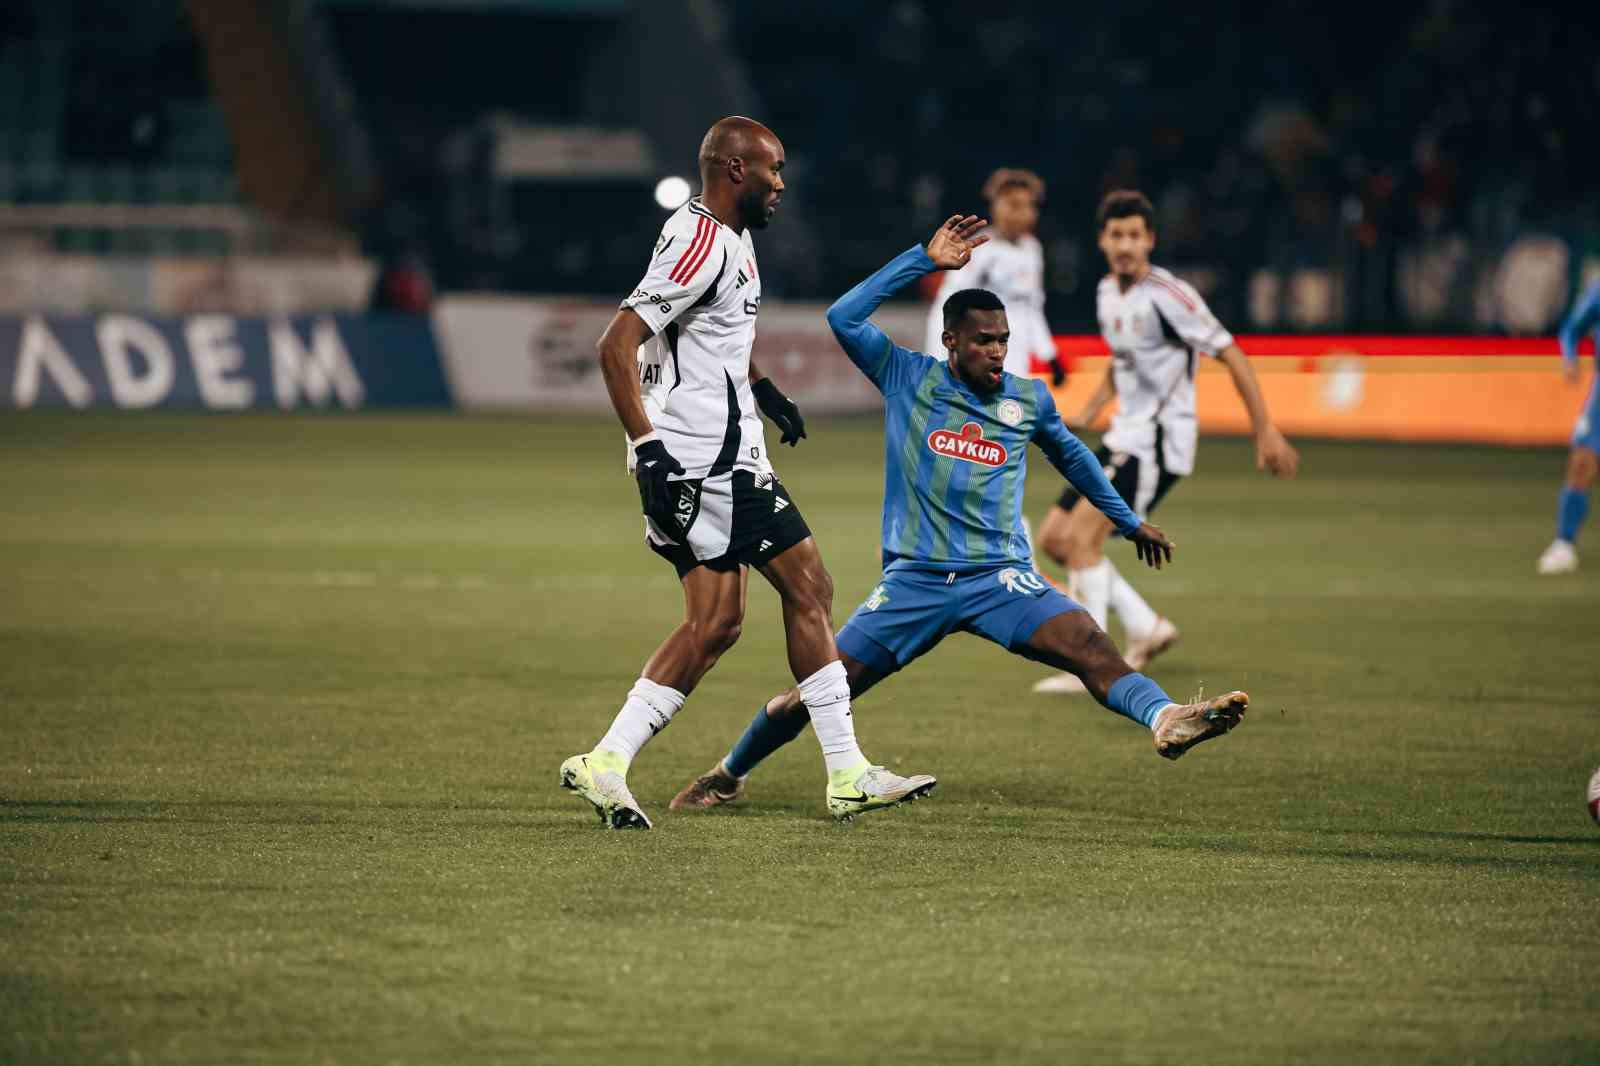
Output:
[
  {"xmin": 6, "ymin": 0, "xmax": 1596, "ymax": 332},
  {"xmin": 729, "ymin": 0, "xmax": 1599, "ymax": 331}
]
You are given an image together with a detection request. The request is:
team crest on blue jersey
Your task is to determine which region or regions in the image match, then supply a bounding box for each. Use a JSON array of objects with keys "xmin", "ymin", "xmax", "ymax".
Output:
[
  {"xmin": 928, "ymin": 422, "xmax": 1007, "ymax": 467},
  {"xmin": 996, "ymin": 399, "xmax": 1023, "ymax": 427}
]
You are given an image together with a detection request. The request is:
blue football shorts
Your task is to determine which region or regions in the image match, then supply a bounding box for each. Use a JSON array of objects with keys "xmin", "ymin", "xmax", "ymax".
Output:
[{"xmin": 836, "ymin": 564, "xmax": 1083, "ymax": 674}]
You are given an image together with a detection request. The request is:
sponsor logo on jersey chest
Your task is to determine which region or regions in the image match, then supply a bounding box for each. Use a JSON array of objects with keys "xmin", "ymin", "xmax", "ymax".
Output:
[{"xmin": 927, "ymin": 421, "xmax": 1007, "ymax": 467}]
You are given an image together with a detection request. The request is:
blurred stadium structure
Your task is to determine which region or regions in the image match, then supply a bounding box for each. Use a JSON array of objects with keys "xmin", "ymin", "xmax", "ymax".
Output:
[{"xmin": 1, "ymin": 0, "xmax": 1596, "ymax": 332}]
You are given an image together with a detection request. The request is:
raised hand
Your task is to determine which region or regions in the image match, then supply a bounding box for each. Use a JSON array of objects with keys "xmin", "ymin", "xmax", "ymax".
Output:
[
  {"xmin": 925, "ymin": 214, "xmax": 991, "ymax": 271},
  {"xmin": 1128, "ymin": 521, "xmax": 1174, "ymax": 570}
]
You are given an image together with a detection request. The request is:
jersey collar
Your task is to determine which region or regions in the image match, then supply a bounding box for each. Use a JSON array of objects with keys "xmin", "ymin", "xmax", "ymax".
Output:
[{"xmin": 687, "ymin": 198, "xmax": 731, "ymax": 232}]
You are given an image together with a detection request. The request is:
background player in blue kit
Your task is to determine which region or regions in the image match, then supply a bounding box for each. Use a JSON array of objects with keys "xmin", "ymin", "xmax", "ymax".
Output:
[
  {"xmin": 671, "ymin": 216, "xmax": 1251, "ymax": 815},
  {"xmin": 1537, "ymin": 281, "xmax": 1600, "ymax": 575}
]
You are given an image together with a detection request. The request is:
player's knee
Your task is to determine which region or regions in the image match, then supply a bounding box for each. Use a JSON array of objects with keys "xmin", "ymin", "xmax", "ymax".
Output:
[{"xmin": 1072, "ymin": 625, "xmax": 1129, "ymax": 698}]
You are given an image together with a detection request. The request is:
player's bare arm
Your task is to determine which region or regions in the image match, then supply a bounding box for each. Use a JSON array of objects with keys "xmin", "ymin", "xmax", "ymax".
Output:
[
  {"xmin": 749, "ymin": 360, "xmax": 807, "ymax": 446},
  {"xmin": 596, "ymin": 306, "xmax": 685, "ymax": 526},
  {"xmin": 597, "ymin": 307, "xmax": 657, "ymax": 441},
  {"xmin": 1217, "ymin": 344, "xmax": 1299, "ymax": 478},
  {"xmin": 925, "ymin": 215, "xmax": 991, "ymax": 270},
  {"xmin": 1071, "ymin": 364, "xmax": 1117, "ymax": 430}
]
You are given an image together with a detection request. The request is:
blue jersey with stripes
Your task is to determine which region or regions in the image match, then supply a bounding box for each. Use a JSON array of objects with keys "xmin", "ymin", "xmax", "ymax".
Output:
[{"xmin": 826, "ymin": 244, "xmax": 1141, "ymax": 573}]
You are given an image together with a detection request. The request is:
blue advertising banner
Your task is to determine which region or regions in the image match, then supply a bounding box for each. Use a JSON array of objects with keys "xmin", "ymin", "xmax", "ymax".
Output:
[{"xmin": 0, "ymin": 313, "xmax": 450, "ymax": 410}]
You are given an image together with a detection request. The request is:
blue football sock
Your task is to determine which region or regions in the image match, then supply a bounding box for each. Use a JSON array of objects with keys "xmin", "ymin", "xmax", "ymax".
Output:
[
  {"xmin": 1105, "ymin": 673, "xmax": 1175, "ymax": 730},
  {"xmin": 724, "ymin": 703, "xmax": 808, "ymax": 777},
  {"xmin": 1557, "ymin": 487, "xmax": 1590, "ymax": 543}
]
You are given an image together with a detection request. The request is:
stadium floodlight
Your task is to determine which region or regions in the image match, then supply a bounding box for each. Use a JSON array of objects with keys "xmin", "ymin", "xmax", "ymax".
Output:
[{"xmin": 653, "ymin": 176, "xmax": 692, "ymax": 210}]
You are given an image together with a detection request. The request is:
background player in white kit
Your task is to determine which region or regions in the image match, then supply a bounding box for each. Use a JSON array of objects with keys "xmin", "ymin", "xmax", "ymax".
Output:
[
  {"xmin": 1033, "ymin": 190, "xmax": 1299, "ymax": 693},
  {"xmin": 924, "ymin": 168, "xmax": 1066, "ymax": 387},
  {"xmin": 560, "ymin": 116, "xmax": 935, "ymax": 827}
]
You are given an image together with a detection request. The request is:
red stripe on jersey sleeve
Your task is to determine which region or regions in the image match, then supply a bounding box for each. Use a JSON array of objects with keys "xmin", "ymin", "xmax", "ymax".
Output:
[
  {"xmin": 1144, "ymin": 273, "xmax": 1197, "ymax": 312},
  {"xmin": 674, "ymin": 220, "xmax": 719, "ymax": 286},
  {"xmin": 670, "ymin": 218, "xmax": 711, "ymax": 284}
]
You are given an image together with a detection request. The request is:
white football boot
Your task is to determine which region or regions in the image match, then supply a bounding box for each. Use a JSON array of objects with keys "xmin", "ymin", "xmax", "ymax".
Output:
[
  {"xmin": 826, "ymin": 764, "xmax": 937, "ymax": 822},
  {"xmin": 559, "ymin": 752, "xmax": 652, "ymax": 829},
  {"xmin": 1537, "ymin": 539, "xmax": 1578, "ymax": 575}
]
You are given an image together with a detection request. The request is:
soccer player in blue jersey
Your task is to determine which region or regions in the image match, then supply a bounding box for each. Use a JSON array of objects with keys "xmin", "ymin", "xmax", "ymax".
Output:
[
  {"xmin": 1537, "ymin": 280, "xmax": 1600, "ymax": 575},
  {"xmin": 670, "ymin": 216, "xmax": 1249, "ymax": 815}
]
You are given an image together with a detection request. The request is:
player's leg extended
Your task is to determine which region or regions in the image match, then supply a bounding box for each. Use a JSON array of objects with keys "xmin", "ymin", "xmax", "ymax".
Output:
[
  {"xmin": 669, "ymin": 653, "xmax": 892, "ymax": 811},
  {"xmin": 560, "ymin": 565, "xmax": 746, "ymax": 828},
  {"xmin": 758, "ymin": 540, "xmax": 936, "ymax": 819},
  {"xmin": 1018, "ymin": 609, "xmax": 1246, "ymax": 760},
  {"xmin": 1540, "ymin": 444, "xmax": 1598, "ymax": 574}
]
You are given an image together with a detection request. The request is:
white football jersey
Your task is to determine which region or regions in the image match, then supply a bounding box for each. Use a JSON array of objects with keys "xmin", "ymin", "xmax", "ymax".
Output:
[
  {"xmin": 924, "ymin": 232, "xmax": 1053, "ymax": 376},
  {"xmin": 622, "ymin": 198, "xmax": 770, "ymax": 479},
  {"xmin": 1097, "ymin": 266, "xmax": 1234, "ymax": 476}
]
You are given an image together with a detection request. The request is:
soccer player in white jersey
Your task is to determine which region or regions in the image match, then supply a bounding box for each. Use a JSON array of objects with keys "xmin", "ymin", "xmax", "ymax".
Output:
[
  {"xmin": 559, "ymin": 116, "xmax": 935, "ymax": 827},
  {"xmin": 924, "ymin": 169, "xmax": 1065, "ymax": 386},
  {"xmin": 1032, "ymin": 190, "xmax": 1299, "ymax": 693}
]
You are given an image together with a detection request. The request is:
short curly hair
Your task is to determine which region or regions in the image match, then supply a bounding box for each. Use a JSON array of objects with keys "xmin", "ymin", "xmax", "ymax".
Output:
[{"xmin": 982, "ymin": 168, "xmax": 1046, "ymax": 204}]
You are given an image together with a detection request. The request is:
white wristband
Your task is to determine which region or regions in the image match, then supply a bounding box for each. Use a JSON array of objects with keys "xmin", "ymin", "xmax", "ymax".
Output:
[{"xmin": 629, "ymin": 430, "xmax": 659, "ymax": 448}]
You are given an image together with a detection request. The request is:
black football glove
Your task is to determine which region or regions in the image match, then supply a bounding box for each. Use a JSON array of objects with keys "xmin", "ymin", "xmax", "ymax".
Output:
[
  {"xmin": 634, "ymin": 438, "xmax": 686, "ymax": 530},
  {"xmin": 1049, "ymin": 357, "xmax": 1068, "ymax": 388},
  {"xmin": 752, "ymin": 377, "xmax": 807, "ymax": 446}
]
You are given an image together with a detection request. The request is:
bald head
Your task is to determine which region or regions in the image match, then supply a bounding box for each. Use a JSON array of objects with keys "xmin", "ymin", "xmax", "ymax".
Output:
[
  {"xmin": 699, "ymin": 116, "xmax": 780, "ymax": 179},
  {"xmin": 696, "ymin": 116, "xmax": 786, "ymax": 231}
]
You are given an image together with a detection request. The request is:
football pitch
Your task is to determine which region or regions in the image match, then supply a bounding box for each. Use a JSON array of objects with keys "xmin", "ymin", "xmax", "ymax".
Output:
[{"xmin": 3, "ymin": 412, "xmax": 1597, "ymax": 1065}]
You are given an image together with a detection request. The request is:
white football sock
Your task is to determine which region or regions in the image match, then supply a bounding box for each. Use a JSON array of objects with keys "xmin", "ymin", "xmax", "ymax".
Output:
[
  {"xmin": 798, "ymin": 660, "xmax": 867, "ymax": 776},
  {"xmin": 595, "ymin": 678, "xmax": 686, "ymax": 769},
  {"xmin": 1070, "ymin": 560, "xmax": 1111, "ymax": 631},
  {"xmin": 1105, "ymin": 559, "xmax": 1159, "ymax": 639}
]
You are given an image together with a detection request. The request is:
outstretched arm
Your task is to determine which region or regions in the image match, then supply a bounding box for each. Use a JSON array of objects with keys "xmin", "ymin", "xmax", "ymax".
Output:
[
  {"xmin": 1033, "ymin": 384, "xmax": 1174, "ymax": 569},
  {"xmin": 1216, "ymin": 344, "xmax": 1299, "ymax": 477},
  {"xmin": 827, "ymin": 215, "xmax": 990, "ymax": 391},
  {"xmin": 1071, "ymin": 363, "xmax": 1117, "ymax": 429},
  {"xmin": 826, "ymin": 246, "xmax": 934, "ymax": 388}
]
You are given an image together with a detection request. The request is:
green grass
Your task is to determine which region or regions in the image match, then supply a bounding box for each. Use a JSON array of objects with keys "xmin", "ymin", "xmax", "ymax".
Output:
[{"xmin": 2, "ymin": 412, "xmax": 1597, "ymax": 1066}]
